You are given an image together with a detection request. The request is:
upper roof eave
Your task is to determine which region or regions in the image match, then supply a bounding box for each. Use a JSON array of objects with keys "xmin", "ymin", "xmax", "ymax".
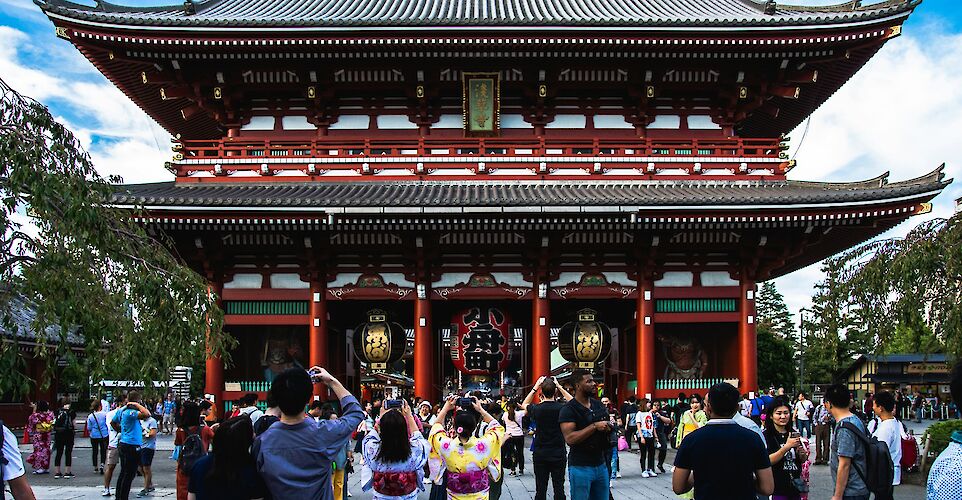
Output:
[{"xmin": 36, "ymin": 0, "xmax": 919, "ymax": 33}]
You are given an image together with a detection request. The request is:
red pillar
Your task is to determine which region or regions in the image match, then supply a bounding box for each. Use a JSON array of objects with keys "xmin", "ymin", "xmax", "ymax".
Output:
[
  {"xmin": 310, "ymin": 279, "xmax": 328, "ymax": 399},
  {"xmin": 636, "ymin": 280, "xmax": 656, "ymax": 400},
  {"xmin": 738, "ymin": 277, "xmax": 758, "ymax": 394},
  {"xmin": 531, "ymin": 278, "xmax": 551, "ymax": 390},
  {"xmin": 205, "ymin": 280, "xmax": 225, "ymax": 415},
  {"xmin": 414, "ymin": 287, "xmax": 435, "ymax": 402}
]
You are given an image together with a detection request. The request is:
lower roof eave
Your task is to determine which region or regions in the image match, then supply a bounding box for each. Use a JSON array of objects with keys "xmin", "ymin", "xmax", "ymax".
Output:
[{"xmin": 123, "ymin": 188, "xmax": 943, "ymax": 215}]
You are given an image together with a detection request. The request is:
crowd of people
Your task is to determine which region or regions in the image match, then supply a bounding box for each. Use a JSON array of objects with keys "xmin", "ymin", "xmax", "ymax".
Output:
[{"xmin": 2, "ymin": 360, "xmax": 962, "ymax": 500}]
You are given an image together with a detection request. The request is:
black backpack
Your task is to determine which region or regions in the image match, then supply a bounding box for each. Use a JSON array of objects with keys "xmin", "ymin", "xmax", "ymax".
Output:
[
  {"xmin": 177, "ymin": 427, "xmax": 207, "ymax": 475},
  {"xmin": 839, "ymin": 421, "xmax": 895, "ymax": 500},
  {"xmin": 53, "ymin": 410, "xmax": 71, "ymax": 433}
]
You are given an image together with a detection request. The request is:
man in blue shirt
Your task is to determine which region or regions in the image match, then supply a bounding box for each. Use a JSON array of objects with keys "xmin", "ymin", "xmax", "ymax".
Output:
[
  {"xmin": 253, "ymin": 366, "xmax": 364, "ymax": 500},
  {"xmin": 672, "ymin": 383, "xmax": 774, "ymax": 500},
  {"xmin": 110, "ymin": 391, "xmax": 149, "ymax": 500},
  {"xmin": 824, "ymin": 384, "xmax": 869, "ymax": 500}
]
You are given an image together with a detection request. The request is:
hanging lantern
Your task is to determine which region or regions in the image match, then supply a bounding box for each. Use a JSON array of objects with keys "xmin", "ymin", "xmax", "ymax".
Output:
[
  {"xmin": 451, "ymin": 306, "xmax": 511, "ymax": 375},
  {"xmin": 353, "ymin": 309, "xmax": 406, "ymax": 373},
  {"xmin": 557, "ymin": 308, "xmax": 612, "ymax": 370}
]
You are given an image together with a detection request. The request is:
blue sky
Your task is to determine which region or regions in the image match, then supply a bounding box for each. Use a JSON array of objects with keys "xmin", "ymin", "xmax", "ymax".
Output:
[{"xmin": 1, "ymin": 0, "xmax": 961, "ymax": 320}]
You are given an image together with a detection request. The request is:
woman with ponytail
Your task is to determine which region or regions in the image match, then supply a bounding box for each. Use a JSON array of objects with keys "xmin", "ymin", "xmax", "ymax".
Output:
[{"xmin": 429, "ymin": 395, "xmax": 505, "ymax": 500}]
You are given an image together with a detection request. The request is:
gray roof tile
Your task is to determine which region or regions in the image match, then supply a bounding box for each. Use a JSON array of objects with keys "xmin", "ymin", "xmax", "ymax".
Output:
[
  {"xmin": 37, "ymin": 0, "xmax": 918, "ymax": 29},
  {"xmin": 111, "ymin": 168, "xmax": 949, "ymax": 210}
]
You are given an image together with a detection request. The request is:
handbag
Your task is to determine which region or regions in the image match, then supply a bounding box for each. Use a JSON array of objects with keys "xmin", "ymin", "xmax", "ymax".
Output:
[
  {"xmin": 791, "ymin": 477, "xmax": 810, "ymax": 493},
  {"xmin": 617, "ymin": 435, "xmax": 628, "ymax": 451}
]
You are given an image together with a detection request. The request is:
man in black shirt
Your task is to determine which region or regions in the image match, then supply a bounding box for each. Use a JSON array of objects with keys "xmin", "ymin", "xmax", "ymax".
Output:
[
  {"xmin": 559, "ymin": 369, "xmax": 612, "ymax": 500},
  {"xmin": 673, "ymin": 383, "xmax": 774, "ymax": 500},
  {"xmin": 522, "ymin": 376, "xmax": 573, "ymax": 500}
]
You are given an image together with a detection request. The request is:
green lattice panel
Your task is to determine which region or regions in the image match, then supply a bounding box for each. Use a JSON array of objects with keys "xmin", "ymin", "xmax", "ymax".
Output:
[
  {"xmin": 224, "ymin": 301, "xmax": 309, "ymax": 315},
  {"xmin": 655, "ymin": 298, "xmax": 737, "ymax": 313}
]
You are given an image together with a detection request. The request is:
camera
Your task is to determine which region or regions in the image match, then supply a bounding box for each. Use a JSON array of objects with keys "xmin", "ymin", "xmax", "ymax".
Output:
[
  {"xmin": 385, "ymin": 399, "xmax": 404, "ymax": 410},
  {"xmin": 457, "ymin": 397, "xmax": 476, "ymax": 409}
]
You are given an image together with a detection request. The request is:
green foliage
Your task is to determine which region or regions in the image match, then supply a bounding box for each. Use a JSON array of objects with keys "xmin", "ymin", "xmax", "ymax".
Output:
[
  {"xmin": 802, "ymin": 259, "xmax": 853, "ymax": 384},
  {"xmin": 756, "ymin": 282, "xmax": 795, "ymax": 339},
  {"xmin": 0, "ymin": 77, "xmax": 232, "ymax": 398},
  {"xmin": 922, "ymin": 419, "xmax": 962, "ymax": 472},
  {"xmin": 757, "ymin": 328, "xmax": 796, "ymax": 391},
  {"xmin": 756, "ymin": 281, "xmax": 798, "ymax": 391}
]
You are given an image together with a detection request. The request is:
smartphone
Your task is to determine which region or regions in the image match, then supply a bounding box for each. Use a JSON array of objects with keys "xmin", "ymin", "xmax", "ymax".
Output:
[
  {"xmin": 789, "ymin": 431, "xmax": 801, "ymax": 439},
  {"xmin": 457, "ymin": 397, "xmax": 475, "ymax": 409},
  {"xmin": 385, "ymin": 399, "xmax": 404, "ymax": 410}
]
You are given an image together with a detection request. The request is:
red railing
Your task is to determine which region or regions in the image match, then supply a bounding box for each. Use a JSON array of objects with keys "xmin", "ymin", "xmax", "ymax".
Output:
[{"xmin": 176, "ymin": 136, "xmax": 785, "ymax": 161}]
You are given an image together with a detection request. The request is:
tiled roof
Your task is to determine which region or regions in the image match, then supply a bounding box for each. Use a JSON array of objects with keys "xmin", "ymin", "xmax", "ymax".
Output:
[
  {"xmin": 37, "ymin": 0, "xmax": 917, "ymax": 29},
  {"xmin": 0, "ymin": 291, "xmax": 85, "ymax": 347},
  {"xmin": 111, "ymin": 167, "xmax": 949, "ymax": 210}
]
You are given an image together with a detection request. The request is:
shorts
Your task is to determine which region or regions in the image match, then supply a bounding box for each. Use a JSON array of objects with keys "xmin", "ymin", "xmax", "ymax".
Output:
[
  {"xmin": 106, "ymin": 447, "xmax": 120, "ymax": 466},
  {"xmin": 140, "ymin": 448, "xmax": 155, "ymax": 467}
]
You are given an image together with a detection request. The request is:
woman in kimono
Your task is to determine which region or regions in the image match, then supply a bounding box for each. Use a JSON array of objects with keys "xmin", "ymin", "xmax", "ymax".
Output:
[
  {"xmin": 26, "ymin": 400, "xmax": 55, "ymax": 474},
  {"xmin": 361, "ymin": 400, "xmax": 430, "ymax": 500},
  {"xmin": 429, "ymin": 396, "xmax": 505, "ymax": 500}
]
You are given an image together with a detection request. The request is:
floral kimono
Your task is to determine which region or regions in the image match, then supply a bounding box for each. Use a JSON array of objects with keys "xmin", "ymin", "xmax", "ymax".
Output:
[
  {"xmin": 429, "ymin": 420, "xmax": 505, "ymax": 500},
  {"xmin": 360, "ymin": 429, "xmax": 430, "ymax": 500},
  {"xmin": 26, "ymin": 410, "xmax": 55, "ymax": 470}
]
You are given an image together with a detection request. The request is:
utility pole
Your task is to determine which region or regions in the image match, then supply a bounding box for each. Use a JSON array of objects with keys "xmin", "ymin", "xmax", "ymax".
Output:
[{"xmin": 798, "ymin": 307, "xmax": 813, "ymax": 394}]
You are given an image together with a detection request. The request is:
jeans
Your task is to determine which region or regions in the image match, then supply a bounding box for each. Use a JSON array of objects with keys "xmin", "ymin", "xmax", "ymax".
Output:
[
  {"xmin": 568, "ymin": 464, "xmax": 609, "ymax": 500},
  {"xmin": 90, "ymin": 437, "xmax": 108, "ymax": 468},
  {"xmin": 116, "ymin": 443, "xmax": 140, "ymax": 500},
  {"xmin": 797, "ymin": 419, "xmax": 812, "ymax": 439},
  {"xmin": 533, "ymin": 459, "xmax": 566, "ymax": 500},
  {"xmin": 915, "ymin": 408, "xmax": 922, "ymax": 422},
  {"xmin": 609, "ymin": 449, "xmax": 619, "ymax": 478}
]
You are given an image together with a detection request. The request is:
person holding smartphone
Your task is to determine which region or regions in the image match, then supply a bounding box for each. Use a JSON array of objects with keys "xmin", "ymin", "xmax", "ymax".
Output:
[
  {"xmin": 764, "ymin": 396, "xmax": 810, "ymax": 500},
  {"xmin": 429, "ymin": 395, "xmax": 505, "ymax": 499}
]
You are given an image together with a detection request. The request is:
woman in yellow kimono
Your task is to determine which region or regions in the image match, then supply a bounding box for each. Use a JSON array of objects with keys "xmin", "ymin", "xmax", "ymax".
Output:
[
  {"xmin": 675, "ymin": 393, "xmax": 708, "ymax": 499},
  {"xmin": 429, "ymin": 395, "xmax": 505, "ymax": 500}
]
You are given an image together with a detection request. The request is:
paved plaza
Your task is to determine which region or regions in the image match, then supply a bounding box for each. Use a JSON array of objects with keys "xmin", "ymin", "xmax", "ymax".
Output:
[{"xmin": 14, "ymin": 430, "xmax": 927, "ymax": 500}]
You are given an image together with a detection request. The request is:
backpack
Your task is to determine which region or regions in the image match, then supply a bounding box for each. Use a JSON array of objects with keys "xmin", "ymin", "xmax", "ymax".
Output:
[
  {"xmin": 177, "ymin": 428, "xmax": 207, "ymax": 475},
  {"xmin": 899, "ymin": 422, "xmax": 918, "ymax": 470},
  {"xmin": 53, "ymin": 410, "xmax": 71, "ymax": 433},
  {"xmin": 839, "ymin": 421, "xmax": 895, "ymax": 499}
]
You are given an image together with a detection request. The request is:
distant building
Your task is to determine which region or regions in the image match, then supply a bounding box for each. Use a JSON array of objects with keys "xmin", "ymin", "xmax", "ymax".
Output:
[
  {"xmin": 844, "ymin": 353, "xmax": 951, "ymax": 400},
  {"xmin": 0, "ymin": 292, "xmax": 85, "ymax": 428}
]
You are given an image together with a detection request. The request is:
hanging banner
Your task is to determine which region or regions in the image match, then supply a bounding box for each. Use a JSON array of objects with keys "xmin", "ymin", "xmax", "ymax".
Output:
[
  {"xmin": 451, "ymin": 306, "xmax": 510, "ymax": 375},
  {"xmin": 462, "ymin": 72, "xmax": 500, "ymax": 137},
  {"xmin": 557, "ymin": 308, "xmax": 612, "ymax": 370}
]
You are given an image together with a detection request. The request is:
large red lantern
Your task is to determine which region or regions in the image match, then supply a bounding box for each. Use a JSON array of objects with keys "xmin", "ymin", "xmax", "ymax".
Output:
[{"xmin": 450, "ymin": 306, "xmax": 511, "ymax": 375}]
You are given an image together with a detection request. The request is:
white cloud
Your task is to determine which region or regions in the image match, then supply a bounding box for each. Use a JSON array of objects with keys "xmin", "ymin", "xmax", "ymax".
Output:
[
  {"xmin": 777, "ymin": 26, "xmax": 962, "ymax": 316},
  {"xmin": 0, "ymin": 25, "xmax": 173, "ymax": 185}
]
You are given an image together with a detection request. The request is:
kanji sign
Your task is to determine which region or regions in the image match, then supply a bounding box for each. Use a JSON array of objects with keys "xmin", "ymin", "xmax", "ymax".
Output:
[{"xmin": 451, "ymin": 306, "xmax": 510, "ymax": 375}]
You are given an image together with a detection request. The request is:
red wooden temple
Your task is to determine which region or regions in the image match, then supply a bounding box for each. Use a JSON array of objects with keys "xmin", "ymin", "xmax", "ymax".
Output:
[{"xmin": 39, "ymin": 0, "xmax": 949, "ymax": 406}]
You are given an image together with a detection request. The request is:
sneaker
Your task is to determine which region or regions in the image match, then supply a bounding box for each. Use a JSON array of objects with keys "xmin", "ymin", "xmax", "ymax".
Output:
[
  {"xmin": 641, "ymin": 471, "xmax": 651, "ymax": 478},
  {"xmin": 55, "ymin": 473, "xmax": 64, "ymax": 479},
  {"xmin": 102, "ymin": 488, "xmax": 112, "ymax": 497},
  {"xmin": 616, "ymin": 472, "xmax": 622, "ymax": 478},
  {"xmin": 136, "ymin": 491, "xmax": 147, "ymax": 498},
  {"xmin": 347, "ymin": 491, "xmax": 353, "ymax": 498},
  {"xmin": 648, "ymin": 470, "xmax": 658, "ymax": 477},
  {"xmin": 147, "ymin": 487, "xmax": 155, "ymax": 492},
  {"xmin": 64, "ymin": 472, "xmax": 75, "ymax": 478}
]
